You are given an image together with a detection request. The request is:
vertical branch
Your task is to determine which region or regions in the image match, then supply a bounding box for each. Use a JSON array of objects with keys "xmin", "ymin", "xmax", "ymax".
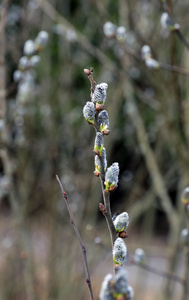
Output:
[
  {"xmin": 0, "ymin": 0, "xmax": 8, "ymax": 122},
  {"xmin": 84, "ymin": 68, "xmax": 117, "ymax": 248},
  {"xmin": 181, "ymin": 203, "xmax": 189, "ymax": 300},
  {"xmin": 0, "ymin": 3, "xmax": 36, "ymax": 300},
  {"xmin": 121, "ymin": 79, "xmax": 178, "ymax": 230},
  {"xmin": 56, "ymin": 175, "xmax": 94, "ymax": 300},
  {"xmin": 182, "ymin": 248, "xmax": 189, "ymax": 300},
  {"xmin": 0, "ymin": 0, "xmax": 8, "ymax": 140}
]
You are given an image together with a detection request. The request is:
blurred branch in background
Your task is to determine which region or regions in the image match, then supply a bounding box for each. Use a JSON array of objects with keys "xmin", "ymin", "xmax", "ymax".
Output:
[{"xmin": 0, "ymin": 2, "xmax": 36, "ymax": 300}]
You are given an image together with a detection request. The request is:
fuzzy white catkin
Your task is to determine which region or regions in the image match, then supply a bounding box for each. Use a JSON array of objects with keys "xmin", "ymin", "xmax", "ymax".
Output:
[
  {"xmin": 160, "ymin": 12, "xmax": 173, "ymax": 29},
  {"xmin": 94, "ymin": 147, "xmax": 107, "ymax": 171},
  {"xmin": 141, "ymin": 45, "xmax": 151, "ymax": 60},
  {"xmin": 134, "ymin": 248, "xmax": 145, "ymax": 264},
  {"xmin": 23, "ymin": 40, "xmax": 35, "ymax": 56},
  {"xmin": 116, "ymin": 26, "xmax": 126, "ymax": 41},
  {"xmin": 127, "ymin": 285, "xmax": 134, "ymax": 300},
  {"xmin": 114, "ymin": 212, "xmax": 129, "ymax": 232},
  {"xmin": 13, "ymin": 70, "xmax": 22, "ymax": 82},
  {"xmin": 95, "ymin": 155, "xmax": 100, "ymax": 168},
  {"xmin": 102, "ymin": 147, "xmax": 107, "ymax": 170},
  {"xmin": 105, "ymin": 162, "xmax": 119, "ymax": 185},
  {"xmin": 83, "ymin": 101, "xmax": 96, "ymax": 123},
  {"xmin": 16, "ymin": 81, "xmax": 34, "ymax": 103},
  {"xmin": 181, "ymin": 187, "xmax": 189, "ymax": 202},
  {"xmin": 99, "ymin": 274, "xmax": 114, "ymax": 300},
  {"xmin": 103, "ymin": 21, "xmax": 117, "ymax": 38},
  {"xmin": 35, "ymin": 31, "xmax": 49, "ymax": 47},
  {"xmin": 95, "ymin": 132, "xmax": 104, "ymax": 147},
  {"xmin": 92, "ymin": 83, "xmax": 108, "ymax": 104},
  {"xmin": 19, "ymin": 56, "xmax": 29, "ymax": 70},
  {"xmin": 98, "ymin": 110, "xmax": 109, "ymax": 127},
  {"xmin": 114, "ymin": 267, "xmax": 128, "ymax": 295},
  {"xmin": 145, "ymin": 58, "xmax": 160, "ymax": 69},
  {"xmin": 180, "ymin": 228, "xmax": 189, "ymax": 246},
  {"xmin": 0, "ymin": 119, "xmax": 4, "ymax": 131},
  {"xmin": 30, "ymin": 55, "xmax": 41, "ymax": 67},
  {"xmin": 23, "ymin": 71, "xmax": 35, "ymax": 84},
  {"xmin": 113, "ymin": 237, "xmax": 127, "ymax": 265}
]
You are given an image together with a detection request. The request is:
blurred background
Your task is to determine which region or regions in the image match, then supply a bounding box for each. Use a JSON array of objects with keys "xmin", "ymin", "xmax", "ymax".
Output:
[{"xmin": 1, "ymin": 0, "xmax": 189, "ymax": 299}]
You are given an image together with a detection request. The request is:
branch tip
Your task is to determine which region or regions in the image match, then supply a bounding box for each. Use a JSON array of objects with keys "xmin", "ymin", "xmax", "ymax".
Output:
[{"xmin": 84, "ymin": 68, "xmax": 90, "ymax": 76}]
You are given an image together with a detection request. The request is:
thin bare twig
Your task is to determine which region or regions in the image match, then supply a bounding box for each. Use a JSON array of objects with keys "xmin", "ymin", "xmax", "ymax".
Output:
[
  {"xmin": 159, "ymin": 62, "xmax": 189, "ymax": 76},
  {"xmin": 120, "ymin": 43, "xmax": 189, "ymax": 77},
  {"xmin": 84, "ymin": 67, "xmax": 96, "ymax": 94},
  {"xmin": 159, "ymin": 0, "xmax": 189, "ymax": 51},
  {"xmin": 56, "ymin": 175, "xmax": 94, "ymax": 300},
  {"xmin": 128, "ymin": 257, "xmax": 185, "ymax": 285},
  {"xmin": 175, "ymin": 30, "xmax": 189, "ymax": 51}
]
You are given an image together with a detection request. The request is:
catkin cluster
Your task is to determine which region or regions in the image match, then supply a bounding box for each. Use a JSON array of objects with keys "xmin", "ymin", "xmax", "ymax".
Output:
[
  {"xmin": 83, "ymin": 72, "xmax": 117, "ymax": 192},
  {"xmin": 13, "ymin": 31, "xmax": 49, "ymax": 103},
  {"xmin": 83, "ymin": 69, "xmax": 133, "ymax": 300},
  {"xmin": 11, "ymin": 31, "xmax": 49, "ymax": 146}
]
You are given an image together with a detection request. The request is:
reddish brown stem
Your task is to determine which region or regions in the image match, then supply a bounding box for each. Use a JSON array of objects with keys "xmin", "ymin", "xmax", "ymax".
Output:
[
  {"xmin": 56, "ymin": 175, "xmax": 94, "ymax": 300},
  {"xmin": 84, "ymin": 68, "xmax": 96, "ymax": 94},
  {"xmin": 128, "ymin": 257, "xmax": 185, "ymax": 285}
]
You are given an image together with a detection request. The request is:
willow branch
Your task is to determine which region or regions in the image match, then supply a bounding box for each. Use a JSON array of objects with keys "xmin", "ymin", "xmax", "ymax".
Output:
[
  {"xmin": 122, "ymin": 81, "xmax": 178, "ymax": 230},
  {"xmin": 0, "ymin": 2, "xmax": 36, "ymax": 300},
  {"xmin": 182, "ymin": 247, "xmax": 189, "ymax": 300},
  {"xmin": 175, "ymin": 30, "xmax": 189, "ymax": 51},
  {"xmin": 56, "ymin": 175, "xmax": 94, "ymax": 300},
  {"xmin": 0, "ymin": 0, "xmax": 8, "ymax": 121},
  {"xmin": 35, "ymin": 0, "xmax": 114, "ymax": 71},
  {"xmin": 36, "ymin": 0, "xmax": 189, "ymax": 79},
  {"xmin": 159, "ymin": 0, "xmax": 189, "ymax": 51},
  {"xmin": 84, "ymin": 69, "xmax": 117, "ymax": 248},
  {"xmin": 121, "ymin": 43, "xmax": 189, "ymax": 77},
  {"xmin": 159, "ymin": 62, "xmax": 189, "ymax": 76},
  {"xmin": 128, "ymin": 257, "xmax": 185, "ymax": 286}
]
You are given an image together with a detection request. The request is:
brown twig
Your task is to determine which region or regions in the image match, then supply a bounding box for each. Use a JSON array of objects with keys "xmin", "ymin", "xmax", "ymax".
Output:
[
  {"xmin": 84, "ymin": 68, "xmax": 96, "ymax": 97},
  {"xmin": 120, "ymin": 43, "xmax": 189, "ymax": 77},
  {"xmin": 128, "ymin": 257, "xmax": 185, "ymax": 285},
  {"xmin": 159, "ymin": 62, "xmax": 189, "ymax": 76},
  {"xmin": 56, "ymin": 175, "xmax": 94, "ymax": 300},
  {"xmin": 159, "ymin": 0, "xmax": 189, "ymax": 51},
  {"xmin": 175, "ymin": 29, "xmax": 189, "ymax": 51}
]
